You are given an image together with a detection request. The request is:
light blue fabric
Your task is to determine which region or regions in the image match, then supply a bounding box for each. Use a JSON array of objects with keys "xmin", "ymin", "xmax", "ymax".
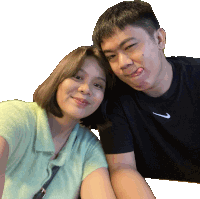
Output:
[{"xmin": 0, "ymin": 100, "xmax": 108, "ymax": 199}]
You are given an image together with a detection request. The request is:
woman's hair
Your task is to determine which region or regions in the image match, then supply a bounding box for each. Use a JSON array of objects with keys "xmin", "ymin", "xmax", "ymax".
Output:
[
  {"xmin": 92, "ymin": 0, "xmax": 160, "ymax": 50},
  {"xmin": 33, "ymin": 46, "xmax": 115, "ymax": 130}
]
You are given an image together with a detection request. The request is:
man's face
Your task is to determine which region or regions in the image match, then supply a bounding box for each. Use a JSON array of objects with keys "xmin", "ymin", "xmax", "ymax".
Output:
[{"xmin": 101, "ymin": 25, "xmax": 165, "ymax": 93}]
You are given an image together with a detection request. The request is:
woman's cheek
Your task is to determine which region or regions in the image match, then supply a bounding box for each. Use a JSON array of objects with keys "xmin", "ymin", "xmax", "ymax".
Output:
[{"xmin": 94, "ymin": 92, "xmax": 104, "ymax": 106}]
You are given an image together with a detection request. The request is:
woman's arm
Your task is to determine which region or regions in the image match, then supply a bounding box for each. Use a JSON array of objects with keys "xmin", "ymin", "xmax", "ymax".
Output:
[
  {"xmin": 80, "ymin": 167, "xmax": 116, "ymax": 199},
  {"xmin": 0, "ymin": 136, "xmax": 9, "ymax": 198}
]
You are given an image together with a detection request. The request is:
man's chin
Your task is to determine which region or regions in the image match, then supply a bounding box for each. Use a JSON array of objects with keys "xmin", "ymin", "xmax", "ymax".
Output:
[{"xmin": 127, "ymin": 82, "xmax": 149, "ymax": 92}]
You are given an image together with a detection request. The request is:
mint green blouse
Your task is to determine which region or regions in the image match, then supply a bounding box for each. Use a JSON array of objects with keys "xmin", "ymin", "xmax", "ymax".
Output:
[{"xmin": 0, "ymin": 100, "xmax": 108, "ymax": 199}]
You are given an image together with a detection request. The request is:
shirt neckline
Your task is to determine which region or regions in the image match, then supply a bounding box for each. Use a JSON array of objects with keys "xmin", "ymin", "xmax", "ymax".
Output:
[{"xmin": 135, "ymin": 58, "xmax": 178, "ymax": 104}]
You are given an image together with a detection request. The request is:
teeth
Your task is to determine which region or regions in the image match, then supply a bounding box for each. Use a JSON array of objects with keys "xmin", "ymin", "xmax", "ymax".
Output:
[
  {"xmin": 79, "ymin": 100, "xmax": 87, "ymax": 104},
  {"xmin": 74, "ymin": 97, "xmax": 88, "ymax": 104}
]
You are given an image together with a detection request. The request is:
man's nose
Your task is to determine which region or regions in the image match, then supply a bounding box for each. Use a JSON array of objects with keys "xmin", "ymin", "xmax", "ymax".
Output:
[{"xmin": 119, "ymin": 52, "xmax": 133, "ymax": 70}]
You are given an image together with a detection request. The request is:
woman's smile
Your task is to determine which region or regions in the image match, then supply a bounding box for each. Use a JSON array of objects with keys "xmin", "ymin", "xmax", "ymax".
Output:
[{"xmin": 72, "ymin": 96, "xmax": 90, "ymax": 108}]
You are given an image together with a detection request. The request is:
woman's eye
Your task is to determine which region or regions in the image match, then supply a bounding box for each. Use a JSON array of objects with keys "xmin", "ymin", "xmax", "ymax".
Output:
[
  {"xmin": 94, "ymin": 83, "xmax": 103, "ymax": 89},
  {"xmin": 106, "ymin": 55, "xmax": 115, "ymax": 61},
  {"xmin": 74, "ymin": 75, "xmax": 82, "ymax": 80}
]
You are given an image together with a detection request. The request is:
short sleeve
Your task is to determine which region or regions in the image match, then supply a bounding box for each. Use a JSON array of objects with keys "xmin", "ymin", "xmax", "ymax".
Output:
[
  {"xmin": 99, "ymin": 97, "xmax": 134, "ymax": 154},
  {"xmin": 82, "ymin": 138, "xmax": 108, "ymax": 181},
  {"xmin": 0, "ymin": 100, "xmax": 32, "ymax": 159}
]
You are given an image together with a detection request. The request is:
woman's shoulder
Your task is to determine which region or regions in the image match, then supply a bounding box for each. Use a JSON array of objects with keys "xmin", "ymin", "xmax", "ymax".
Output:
[
  {"xmin": 0, "ymin": 101, "xmax": 40, "ymax": 158},
  {"xmin": 0, "ymin": 99, "xmax": 26, "ymax": 107},
  {"xmin": 0, "ymin": 100, "xmax": 29, "ymax": 116},
  {"xmin": 76, "ymin": 125, "xmax": 100, "ymax": 145},
  {"xmin": 0, "ymin": 100, "xmax": 45, "ymax": 127}
]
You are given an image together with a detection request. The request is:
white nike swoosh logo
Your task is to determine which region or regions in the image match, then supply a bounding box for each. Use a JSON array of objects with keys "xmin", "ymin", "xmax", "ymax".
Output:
[{"xmin": 153, "ymin": 112, "xmax": 171, "ymax": 119}]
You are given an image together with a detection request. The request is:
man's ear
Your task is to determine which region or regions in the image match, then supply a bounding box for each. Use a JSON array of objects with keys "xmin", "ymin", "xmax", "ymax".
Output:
[{"xmin": 154, "ymin": 28, "xmax": 166, "ymax": 50}]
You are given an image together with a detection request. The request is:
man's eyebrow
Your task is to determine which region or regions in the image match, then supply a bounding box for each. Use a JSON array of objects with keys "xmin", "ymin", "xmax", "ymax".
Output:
[
  {"xmin": 79, "ymin": 69, "xmax": 106, "ymax": 82},
  {"xmin": 103, "ymin": 37, "xmax": 136, "ymax": 53}
]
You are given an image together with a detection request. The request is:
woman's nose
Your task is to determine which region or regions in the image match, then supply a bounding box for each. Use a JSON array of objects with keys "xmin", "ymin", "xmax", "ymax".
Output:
[{"xmin": 78, "ymin": 83, "xmax": 92, "ymax": 95}]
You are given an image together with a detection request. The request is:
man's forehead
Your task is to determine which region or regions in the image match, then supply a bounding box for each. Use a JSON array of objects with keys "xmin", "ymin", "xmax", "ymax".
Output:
[{"xmin": 101, "ymin": 26, "xmax": 142, "ymax": 51}]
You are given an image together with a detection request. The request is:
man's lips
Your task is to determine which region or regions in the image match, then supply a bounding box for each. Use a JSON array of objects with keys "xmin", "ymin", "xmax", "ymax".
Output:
[
  {"xmin": 130, "ymin": 67, "xmax": 144, "ymax": 77},
  {"xmin": 124, "ymin": 67, "xmax": 144, "ymax": 77}
]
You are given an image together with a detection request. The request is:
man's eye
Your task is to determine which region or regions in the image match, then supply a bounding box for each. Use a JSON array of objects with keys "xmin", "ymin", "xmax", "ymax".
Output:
[{"xmin": 125, "ymin": 44, "xmax": 136, "ymax": 50}]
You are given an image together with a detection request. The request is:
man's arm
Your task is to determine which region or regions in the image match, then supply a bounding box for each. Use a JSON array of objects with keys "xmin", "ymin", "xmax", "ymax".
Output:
[{"xmin": 106, "ymin": 151, "xmax": 155, "ymax": 199}]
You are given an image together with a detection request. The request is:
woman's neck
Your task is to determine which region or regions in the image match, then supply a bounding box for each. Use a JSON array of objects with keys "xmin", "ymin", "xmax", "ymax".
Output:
[{"xmin": 47, "ymin": 113, "xmax": 78, "ymax": 139}]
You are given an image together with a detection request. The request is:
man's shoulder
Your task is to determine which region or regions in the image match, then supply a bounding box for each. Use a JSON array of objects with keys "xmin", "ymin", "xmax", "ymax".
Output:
[
  {"xmin": 110, "ymin": 77, "xmax": 134, "ymax": 96},
  {"xmin": 105, "ymin": 79, "xmax": 136, "ymax": 116},
  {"xmin": 109, "ymin": 83, "xmax": 133, "ymax": 100},
  {"xmin": 167, "ymin": 56, "xmax": 200, "ymax": 66},
  {"xmin": 167, "ymin": 56, "xmax": 200, "ymax": 77}
]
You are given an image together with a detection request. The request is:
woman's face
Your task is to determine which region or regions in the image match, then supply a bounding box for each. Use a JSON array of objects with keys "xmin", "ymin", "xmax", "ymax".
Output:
[{"xmin": 56, "ymin": 56, "xmax": 106, "ymax": 121}]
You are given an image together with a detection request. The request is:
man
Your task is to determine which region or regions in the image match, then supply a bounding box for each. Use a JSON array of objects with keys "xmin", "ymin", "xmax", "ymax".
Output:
[{"xmin": 92, "ymin": 0, "xmax": 200, "ymax": 198}]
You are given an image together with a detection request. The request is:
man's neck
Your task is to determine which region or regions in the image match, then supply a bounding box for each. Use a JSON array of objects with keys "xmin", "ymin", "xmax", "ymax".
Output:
[{"xmin": 144, "ymin": 57, "xmax": 173, "ymax": 98}]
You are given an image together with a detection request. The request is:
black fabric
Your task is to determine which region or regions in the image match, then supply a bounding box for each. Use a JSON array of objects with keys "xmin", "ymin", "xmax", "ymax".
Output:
[
  {"xmin": 33, "ymin": 166, "xmax": 82, "ymax": 198},
  {"xmin": 99, "ymin": 56, "xmax": 200, "ymax": 183},
  {"xmin": 33, "ymin": 166, "xmax": 60, "ymax": 199}
]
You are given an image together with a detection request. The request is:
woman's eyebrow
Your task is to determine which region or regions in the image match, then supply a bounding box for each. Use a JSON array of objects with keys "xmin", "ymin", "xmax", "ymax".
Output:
[
  {"xmin": 97, "ymin": 77, "xmax": 106, "ymax": 83},
  {"xmin": 79, "ymin": 69, "xmax": 106, "ymax": 82}
]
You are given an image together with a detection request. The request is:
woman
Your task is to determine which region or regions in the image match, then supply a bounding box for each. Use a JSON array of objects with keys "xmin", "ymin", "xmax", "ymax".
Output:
[{"xmin": 0, "ymin": 46, "xmax": 116, "ymax": 199}]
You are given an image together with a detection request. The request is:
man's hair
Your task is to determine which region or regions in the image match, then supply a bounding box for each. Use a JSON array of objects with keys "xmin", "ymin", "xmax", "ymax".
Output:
[
  {"xmin": 93, "ymin": 0, "xmax": 160, "ymax": 50},
  {"xmin": 33, "ymin": 46, "xmax": 115, "ymax": 130}
]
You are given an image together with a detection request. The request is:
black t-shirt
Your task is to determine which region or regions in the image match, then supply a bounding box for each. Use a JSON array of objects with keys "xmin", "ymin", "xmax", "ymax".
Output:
[{"xmin": 99, "ymin": 56, "xmax": 200, "ymax": 183}]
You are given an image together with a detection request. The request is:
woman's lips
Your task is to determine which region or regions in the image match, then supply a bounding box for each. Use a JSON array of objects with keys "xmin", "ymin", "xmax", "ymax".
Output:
[
  {"xmin": 72, "ymin": 97, "xmax": 90, "ymax": 108},
  {"xmin": 73, "ymin": 97, "xmax": 90, "ymax": 104}
]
